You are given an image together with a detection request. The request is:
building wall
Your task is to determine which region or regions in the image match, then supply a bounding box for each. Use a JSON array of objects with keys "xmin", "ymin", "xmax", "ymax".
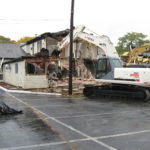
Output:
[
  {"xmin": 21, "ymin": 38, "xmax": 59, "ymax": 56},
  {"xmin": 33, "ymin": 42, "xmax": 38, "ymax": 54},
  {"xmin": 21, "ymin": 44, "xmax": 34, "ymax": 55},
  {"xmin": 41, "ymin": 39, "xmax": 46, "ymax": 48},
  {"xmin": 23, "ymin": 75, "xmax": 48, "ymax": 89},
  {"xmin": 0, "ymin": 58, "xmax": 13, "ymax": 72},
  {"xmin": 61, "ymin": 41, "xmax": 103, "ymax": 60},
  {"xmin": 59, "ymin": 41, "xmax": 103, "ymax": 78},
  {"xmin": 46, "ymin": 37, "xmax": 58, "ymax": 55},
  {"xmin": 3, "ymin": 60, "xmax": 49, "ymax": 89},
  {"xmin": 3, "ymin": 61, "xmax": 25, "ymax": 87}
]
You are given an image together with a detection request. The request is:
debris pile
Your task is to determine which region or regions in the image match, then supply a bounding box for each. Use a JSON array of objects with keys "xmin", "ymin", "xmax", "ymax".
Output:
[
  {"xmin": 47, "ymin": 77, "xmax": 95, "ymax": 95},
  {"xmin": 0, "ymin": 102, "xmax": 22, "ymax": 115}
]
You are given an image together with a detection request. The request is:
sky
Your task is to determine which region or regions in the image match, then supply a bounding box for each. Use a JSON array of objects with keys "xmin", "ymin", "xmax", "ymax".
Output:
[{"xmin": 0, "ymin": 0, "xmax": 150, "ymax": 46}]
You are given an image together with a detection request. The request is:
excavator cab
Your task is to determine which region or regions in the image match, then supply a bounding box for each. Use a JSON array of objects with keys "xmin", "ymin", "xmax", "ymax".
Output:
[
  {"xmin": 96, "ymin": 56, "xmax": 122, "ymax": 80},
  {"xmin": 84, "ymin": 56, "xmax": 150, "ymax": 100}
]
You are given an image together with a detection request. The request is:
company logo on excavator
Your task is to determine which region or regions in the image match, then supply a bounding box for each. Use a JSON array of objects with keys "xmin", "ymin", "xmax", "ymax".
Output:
[{"xmin": 130, "ymin": 72, "xmax": 139, "ymax": 78}]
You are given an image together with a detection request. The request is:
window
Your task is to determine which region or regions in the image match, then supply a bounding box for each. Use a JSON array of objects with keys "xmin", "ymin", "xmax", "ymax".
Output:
[
  {"xmin": 112, "ymin": 59, "xmax": 122, "ymax": 68},
  {"xmin": 96, "ymin": 58, "xmax": 111, "ymax": 79},
  {"xmin": 26, "ymin": 62, "xmax": 45, "ymax": 75},
  {"xmin": 15, "ymin": 63, "xmax": 18, "ymax": 74}
]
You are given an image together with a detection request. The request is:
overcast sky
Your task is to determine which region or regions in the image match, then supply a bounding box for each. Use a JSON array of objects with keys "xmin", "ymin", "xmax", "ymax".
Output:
[{"xmin": 0, "ymin": 0, "xmax": 150, "ymax": 45}]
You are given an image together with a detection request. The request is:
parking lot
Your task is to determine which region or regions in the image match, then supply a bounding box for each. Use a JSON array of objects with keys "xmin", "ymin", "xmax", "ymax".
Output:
[{"xmin": 1, "ymin": 89, "xmax": 150, "ymax": 150}]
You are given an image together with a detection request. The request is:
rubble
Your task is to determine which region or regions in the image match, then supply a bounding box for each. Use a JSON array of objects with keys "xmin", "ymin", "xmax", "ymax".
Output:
[
  {"xmin": 47, "ymin": 77, "xmax": 96, "ymax": 95},
  {"xmin": 0, "ymin": 102, "xmax": 22, "ymax": 115}
]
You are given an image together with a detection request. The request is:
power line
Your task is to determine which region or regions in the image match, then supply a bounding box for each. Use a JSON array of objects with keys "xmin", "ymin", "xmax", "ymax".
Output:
[{"xmin": 0, "ymin": 18, "xmax": 69, "ymax": 22}]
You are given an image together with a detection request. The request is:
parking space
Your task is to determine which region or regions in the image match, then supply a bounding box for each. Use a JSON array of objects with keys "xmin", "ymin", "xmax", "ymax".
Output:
[{"xmin": 1, "ymin": 90, "xmax": 150, "ymax": 150}]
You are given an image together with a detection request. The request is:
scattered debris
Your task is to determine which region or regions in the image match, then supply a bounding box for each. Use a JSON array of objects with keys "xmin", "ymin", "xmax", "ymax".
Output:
[{"xmin": 0, "ymin": 102, "xmax": 22, "ymax": 115}]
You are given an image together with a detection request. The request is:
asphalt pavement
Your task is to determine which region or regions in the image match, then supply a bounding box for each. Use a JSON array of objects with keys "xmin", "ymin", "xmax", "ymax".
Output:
[{"xmin": 1, "ymin": 89, "xmax": 150, "ymax": 150}]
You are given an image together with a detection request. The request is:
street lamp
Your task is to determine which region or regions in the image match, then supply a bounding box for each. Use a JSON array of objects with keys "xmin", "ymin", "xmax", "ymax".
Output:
[{"xmin": 68, "ymin": 0, "xmax": 75, "ymax": 95}]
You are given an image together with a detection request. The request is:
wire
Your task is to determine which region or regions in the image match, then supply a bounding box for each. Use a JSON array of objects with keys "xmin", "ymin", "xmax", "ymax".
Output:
[{"xmin": 0, "ymin": 18, "xmax": 69, "ymax": 22}]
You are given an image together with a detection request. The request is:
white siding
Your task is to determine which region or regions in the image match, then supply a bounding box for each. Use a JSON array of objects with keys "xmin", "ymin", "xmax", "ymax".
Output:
[
  {"xmin": 46, "ymin": 37, "xmax": 58, "ymax": 55},
  {"xmin": 3, "ymin": 61, "xmax": 49, "ymax": 89},
  {"xmin": 41, "ymin": 39, "xmax": 46, "ymax": 48},
  {"xmin": 23, "ymin": 75, "xmax": 48, "ymax": 89},
  {"xmin": 33, "ymin": 42, "xmax": 38, "ymax": 54},
  {"xmin": 22, "ymin": 44, "xmax": 33, "ymax": 55},
  {"xmin": 3, "ymin": 61, "xmax": 25, "ymax": 87}
]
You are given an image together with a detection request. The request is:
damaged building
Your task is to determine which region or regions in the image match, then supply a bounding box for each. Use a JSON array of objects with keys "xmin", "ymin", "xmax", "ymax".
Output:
[
  {"xmin": 58, "ymin": 25, "xmax": 115, "ymax": 79},
  {"xmin": 20, "ymin": 26, "xmax": 111, "ymax": 80},
  {"xmin": 20, "ymin": 26, "xmax": 113, "ymax": 80},
  {"xmin": 2, "ymin": 26, "xmax": 115, "ymax": 90},
  {"xmin": 2, "ymin": 29, "xmax": 69, "ymax": 89},
  {"xmin": 2, "ymin": 54, "xmax": 61, "ymax": 89},
  {"xmin": 21, "ymin": 29, "xmax": 69, "ymax": 56}
]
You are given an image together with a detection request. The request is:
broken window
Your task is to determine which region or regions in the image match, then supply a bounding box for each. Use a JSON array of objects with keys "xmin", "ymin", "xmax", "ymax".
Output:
[
  {"xmin": 35, "ymin": 63, "xmax": 45, "ymax": 74},
  {"xmin": 26, "ymin": 62, "xmax": 45, "ymax": 75},
  {"xmin": 26, "ymin": 63, "xmax": 35, "ymax": 74}
]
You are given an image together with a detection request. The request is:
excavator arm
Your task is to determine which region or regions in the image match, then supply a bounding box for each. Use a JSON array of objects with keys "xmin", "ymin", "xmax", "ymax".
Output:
[{"xmin": 58, "ymin": 25, "xmax": 120, "ymax": 59}]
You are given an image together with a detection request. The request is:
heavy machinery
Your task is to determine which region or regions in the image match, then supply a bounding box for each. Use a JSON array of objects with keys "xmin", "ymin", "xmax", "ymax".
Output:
[
  {"xmin": 125, "ymin": 44, "xmax": 150, "ymax": 65},
  {"xmin": 77, "ymin": 33, "xmax": 150, "ymax": 100},
  {"xmin": 58, "ymin": 25, "xmax": 150, "ymax": 100},
  {"xmin": 58, "ymin": 25, "xmax": 120, "ymax": 78},
  {"xmin": 58, "ymin": 25, "xmax": 119, "ymax": 59},
  {"xmin": 83, "ymin": 56, "xmax": 150, "ymax": 100}
]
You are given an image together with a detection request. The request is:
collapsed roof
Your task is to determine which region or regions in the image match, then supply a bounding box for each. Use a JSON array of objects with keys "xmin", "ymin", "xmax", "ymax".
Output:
[{"xmin": 21, "ymin": 29, "xmax": 70, "ymax": 46}]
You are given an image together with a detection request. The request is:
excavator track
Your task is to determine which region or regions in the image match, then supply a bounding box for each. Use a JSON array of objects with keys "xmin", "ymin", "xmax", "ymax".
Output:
[{"xmin": 83, "ymin": 84, "xmax": 150, "ymax": 101}]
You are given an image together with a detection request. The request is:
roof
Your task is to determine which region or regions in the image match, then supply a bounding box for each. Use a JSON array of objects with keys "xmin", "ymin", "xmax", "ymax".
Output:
[
  {"xmin": 0, "ymin": 43, "xmax": 27, "ymax": 59},
  {"xmin": 21, "ymin": 29, "xmax": 70, "ymax": 46},
  {"xmin": 2, "ymin": 56, "xmax": 35, "ymax": 65}
]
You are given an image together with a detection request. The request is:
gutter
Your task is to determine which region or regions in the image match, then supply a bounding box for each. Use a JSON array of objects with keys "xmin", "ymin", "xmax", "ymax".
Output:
[{"xmin": 0, "ymin": 86, "xmax": 61, "ymax": 96}]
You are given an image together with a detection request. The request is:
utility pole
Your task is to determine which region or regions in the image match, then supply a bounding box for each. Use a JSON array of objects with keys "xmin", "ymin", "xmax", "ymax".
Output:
[{"xmin": 69, "ymin": 0, "xmax": 75, "ymax": 95}]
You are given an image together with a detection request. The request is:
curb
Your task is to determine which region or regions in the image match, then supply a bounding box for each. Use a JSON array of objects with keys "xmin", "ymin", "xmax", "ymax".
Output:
[{"xmin": 0, "ymin": 86, "xmax": 62, "ymax": 96}]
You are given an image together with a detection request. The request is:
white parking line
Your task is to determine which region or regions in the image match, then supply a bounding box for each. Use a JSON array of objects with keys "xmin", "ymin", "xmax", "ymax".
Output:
[
  {"xmin": 8, "ymin": 93, "xmax": 117, "ymax": 150},
  {"xmin": 95, "ymin": 129, "xmax": 150, "ymax": 140},
  {"xmin": 0, "ymin": 86, "xmax": 61, "ymax": 96},
  {"xmin": 0, "ymin": 138, "xmax": 101, "ymax": 150},
  {"xmin": 2, "ymin": 128, "xmax": 150, "ymax": 150}
]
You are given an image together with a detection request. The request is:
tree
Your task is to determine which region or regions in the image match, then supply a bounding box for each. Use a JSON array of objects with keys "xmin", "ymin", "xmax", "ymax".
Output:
[
  {"xmin": 115, "ymin": 32, "xmax": 150, "ymax": 54},
  {"xmin": 0, "ymin": 35, "xmax": 15, "ymax": 43},
  {"xmin": 17, "ymin": 36, "xmax": 35, "ymax": 43}
]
